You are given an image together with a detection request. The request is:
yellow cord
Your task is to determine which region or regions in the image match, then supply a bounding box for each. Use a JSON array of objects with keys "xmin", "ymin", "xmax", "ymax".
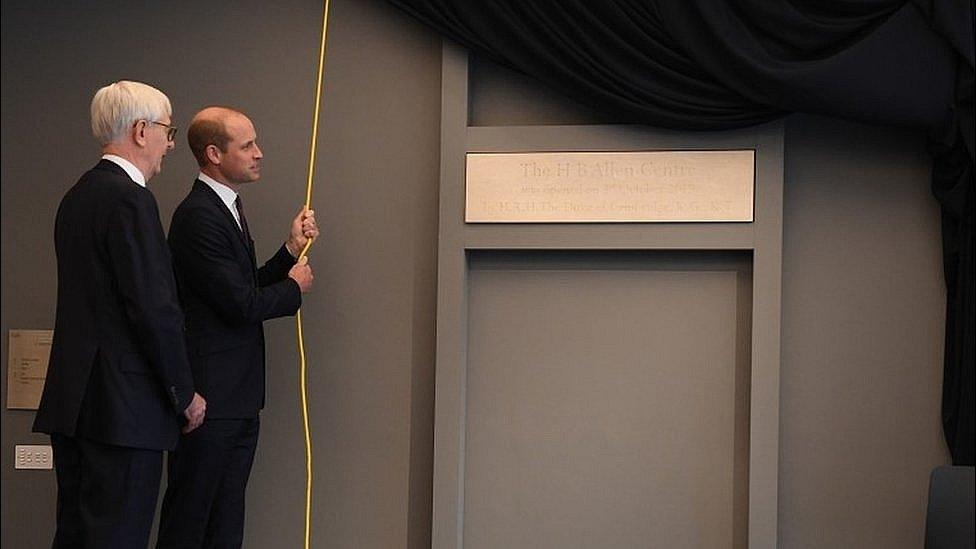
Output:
[
  {"xmin": 296, "ymin": 308, "xmax": 313, "ymax": 548},
  {"xmin": 297, "ymin": 1, "xmax": 332, "ymax": 547},
  {"xmin": 304, "ymin": 0, "xmax": 332, "ymax": 212}
]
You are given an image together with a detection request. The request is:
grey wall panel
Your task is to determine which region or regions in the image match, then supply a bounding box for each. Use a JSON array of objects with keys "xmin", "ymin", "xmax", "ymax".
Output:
[
  {"xmin": 469, "ymin": 55, "xmax": 618, "ymax": 127},
  {"xmin": 464, "ymin": 252, "xmax": 751, "ymax": 548},
  {"xmin": 434, "ymin": 43, "xmax": 784, "ymax": 548},
  {"xmin": 464, "ymin": 56, "xmax": 949, "ymax": 548},
  {"xmin": 1, "ymin": 1, "xmax": 440, "ymax": 548},
  {"xmin": 778, "ymin": 115, "xmax": 949, "ymax": 548}
]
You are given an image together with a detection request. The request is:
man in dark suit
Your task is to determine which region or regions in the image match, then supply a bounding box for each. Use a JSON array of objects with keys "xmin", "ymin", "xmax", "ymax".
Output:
[
  {"xmin": 33, "ymin": 80, "xmax": 207, "ymax": 548},
  {"xmin": 156, "ymin": 106, "xmax": 316, "ymax": 548}
]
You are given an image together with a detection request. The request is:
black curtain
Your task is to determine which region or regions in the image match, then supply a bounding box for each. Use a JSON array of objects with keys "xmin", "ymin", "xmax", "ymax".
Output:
[{"xmin": 388, "ymin": 0, "xmax": 975, "ymax": 465}]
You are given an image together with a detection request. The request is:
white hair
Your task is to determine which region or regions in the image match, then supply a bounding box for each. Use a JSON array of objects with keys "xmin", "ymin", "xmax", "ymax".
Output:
[{"xmin": 90, "ymin": 80, "xmax": 172, "ymax": 146}]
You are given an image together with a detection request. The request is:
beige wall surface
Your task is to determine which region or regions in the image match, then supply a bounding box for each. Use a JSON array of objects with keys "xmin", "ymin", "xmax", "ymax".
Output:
[{"xmin": 1, "ymin": 2, "xmax": 949, "ymax": 548}]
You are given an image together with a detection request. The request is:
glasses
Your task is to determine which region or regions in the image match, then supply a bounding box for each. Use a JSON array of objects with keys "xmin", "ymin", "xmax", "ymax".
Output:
[{"xmin": 146, "ymin": 120, "xmax": 178, "ymax": 142}]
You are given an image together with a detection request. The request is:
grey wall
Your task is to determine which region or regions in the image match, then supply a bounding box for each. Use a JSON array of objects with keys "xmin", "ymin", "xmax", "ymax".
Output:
[
  {"xmin": 778, "ymin": 115, "xmax": 949, "ymax": 548},
  {"xmin": 1, "ymin": 2, "xmax": 950, "ymax": 548},
  {"xmin": 2, "ymin": 1, "xmax": 438, "ymax": 548},
  {"xmin": 467, "ymin": 57, "xmax": 951, "ymax": 548}
]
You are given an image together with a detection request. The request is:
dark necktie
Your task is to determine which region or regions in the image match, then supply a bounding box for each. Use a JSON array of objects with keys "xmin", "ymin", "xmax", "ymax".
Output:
[
  {"xmin": 235, "ymin": 196, "xmax": 257, "ymax": 276},
  {"xmin": 234, "ymin": 196, "xmax": 251, "ymax": 241}
]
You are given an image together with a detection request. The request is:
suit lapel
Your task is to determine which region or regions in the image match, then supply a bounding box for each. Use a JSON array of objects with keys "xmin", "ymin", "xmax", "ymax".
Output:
[{"xmin": 192, "ymin": 180, "xmax": 255, "ymax": 267}]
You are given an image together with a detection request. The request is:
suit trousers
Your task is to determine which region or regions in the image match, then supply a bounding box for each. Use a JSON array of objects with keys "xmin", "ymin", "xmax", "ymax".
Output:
[
  {"xmin": 50, "ymin": 433, "xmax": 162, "ymax": 549},
  {"xmin": 156, "ymin": 418, "xmax": 260, "ymax": 549}
]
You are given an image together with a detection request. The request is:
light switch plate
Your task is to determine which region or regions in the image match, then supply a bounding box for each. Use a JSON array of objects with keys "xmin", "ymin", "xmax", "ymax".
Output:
[{"xmin": 15, "ymin": 445, "xmax": 53, "ymax": 469}]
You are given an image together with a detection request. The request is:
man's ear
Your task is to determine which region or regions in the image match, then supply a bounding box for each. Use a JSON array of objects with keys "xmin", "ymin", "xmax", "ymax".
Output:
[
  {"xmin": 205, "ymin": 144, "xmax": 221, "ymax": 165},
  {"xmin": 132, "ymin": 120, "xmax": 149, "ymax": 147}
]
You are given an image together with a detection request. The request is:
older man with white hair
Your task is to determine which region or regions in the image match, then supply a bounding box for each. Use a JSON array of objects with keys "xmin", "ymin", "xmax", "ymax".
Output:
[{"xmin": 33, "ymin": 80, "xmax": 206, "ymax": 548}]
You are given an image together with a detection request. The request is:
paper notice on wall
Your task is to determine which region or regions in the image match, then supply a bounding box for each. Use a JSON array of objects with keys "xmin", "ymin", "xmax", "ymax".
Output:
[{"xmin": 6, "ymin": 330, "xmax": 53, "ymax": 410}]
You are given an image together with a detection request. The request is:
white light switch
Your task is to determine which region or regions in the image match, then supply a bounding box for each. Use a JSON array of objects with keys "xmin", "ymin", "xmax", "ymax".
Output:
[{"xmin": 15, "ymin": 445, "xmax": 53, "ymax": 470}]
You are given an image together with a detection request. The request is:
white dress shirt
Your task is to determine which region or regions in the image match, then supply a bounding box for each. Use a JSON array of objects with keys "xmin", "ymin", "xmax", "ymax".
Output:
[
  {"xmin": 102, "ymin": 154, "xmax": 146, "ymax": 187},
  {"xmin": 197, "ymin": 172, "xmax": 242, "ymax": 230}
]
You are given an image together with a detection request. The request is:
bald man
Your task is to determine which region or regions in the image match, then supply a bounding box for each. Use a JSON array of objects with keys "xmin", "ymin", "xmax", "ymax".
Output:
[{"xmin": 157, "ymin": 106, "xmax": 316, "ymax": 548}]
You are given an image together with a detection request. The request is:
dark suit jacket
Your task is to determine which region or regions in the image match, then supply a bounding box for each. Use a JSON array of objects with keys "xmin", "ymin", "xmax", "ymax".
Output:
[
  {"xmin": 33, "ymin": 160, "xmax": 195, "ymax": 450},
  {"xmin": 168, "ymin": 180, "xmax": 301, "ymax": 418}
]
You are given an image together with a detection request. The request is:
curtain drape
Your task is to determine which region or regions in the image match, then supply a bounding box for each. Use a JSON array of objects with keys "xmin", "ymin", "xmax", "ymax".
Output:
[{"xmin": 388, "ymin": 0, "xmax": 975, "ymax": 464}]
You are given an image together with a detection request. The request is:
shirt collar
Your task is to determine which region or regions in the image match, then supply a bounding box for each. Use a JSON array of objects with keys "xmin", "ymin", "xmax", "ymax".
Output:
[
  {"xmin": 197, "ymin": 172, "xmax": 239, "ymax": 211},
  {"xmin": 101, "ymin": 154, "xmax": 145, "ymax": 187},
  {"xmin": 197, "ymin": 172, "xmax": 241, "ymax": 227}
]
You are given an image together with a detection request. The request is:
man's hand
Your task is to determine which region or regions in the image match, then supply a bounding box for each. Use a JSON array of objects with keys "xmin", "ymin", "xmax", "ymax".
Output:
[
  {"xmin": 182, "ymin": 392, "xmax": 206, "ymax": 434},
  {"xmin": 289, "ymin": 256, "xmax": 314, "ymax": 293},
  {"xmin": 286, "ymin": 207, "xmax": 319, "ymax": 258}
]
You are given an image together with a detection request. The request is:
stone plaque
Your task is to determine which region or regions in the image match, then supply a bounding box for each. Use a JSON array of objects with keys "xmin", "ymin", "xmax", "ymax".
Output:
[{"xmin": 465, "ymin": 150, "xmax": 755, "ymax": 222}]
